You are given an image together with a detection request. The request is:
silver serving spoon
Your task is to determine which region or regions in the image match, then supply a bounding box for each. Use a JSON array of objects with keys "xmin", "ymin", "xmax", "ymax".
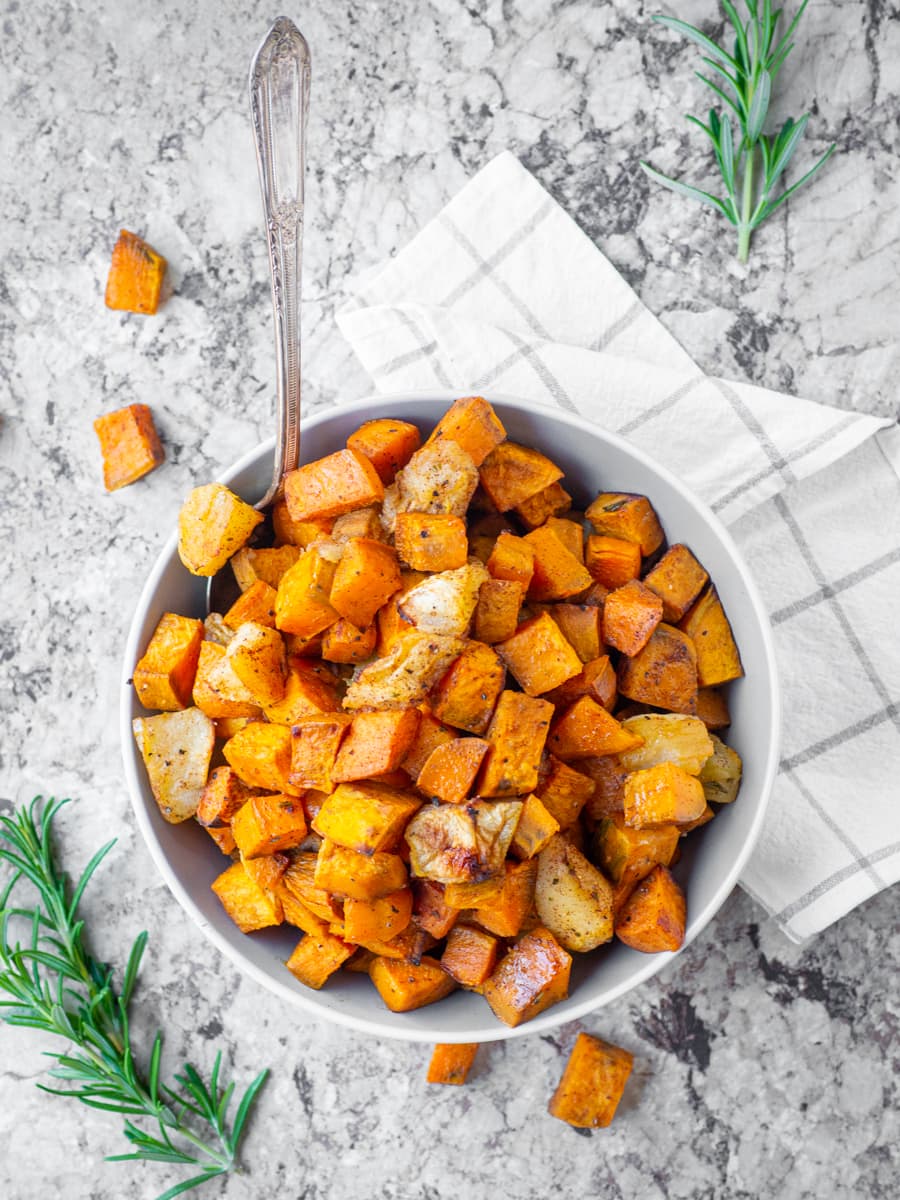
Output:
[{"xmin": 208, "ymin": 16, "xmax": 310, "ymax": 615}]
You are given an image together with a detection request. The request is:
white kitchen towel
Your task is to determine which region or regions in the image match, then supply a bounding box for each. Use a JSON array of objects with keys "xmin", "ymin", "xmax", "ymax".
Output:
[{"xmin": 336, "ymin": 151, "xmax": 900, "ymax": 942}]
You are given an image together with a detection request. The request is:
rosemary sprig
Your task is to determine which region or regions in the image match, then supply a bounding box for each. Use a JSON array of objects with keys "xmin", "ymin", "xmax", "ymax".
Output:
[
  {"xmin": 0, "ymin": 797, "xmax": 268, "ymax": 1200},
  {"xmin": 641, "ymin": 0, "xmax": 835, "ymax": 261}
]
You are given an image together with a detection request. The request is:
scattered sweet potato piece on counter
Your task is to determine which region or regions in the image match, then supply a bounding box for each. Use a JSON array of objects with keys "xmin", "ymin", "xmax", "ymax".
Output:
[
  {"xmin": 642, "ymin": 543, "xmax": 709, "ymax": 623},
  {"xmin": 524, "ymin": 526, "xmax": 593, "ymax": 601},
  {"xmin": 514, "ymin": 481, "xmax": 573, "ymax": 530},
  {"xmin": 223, "ymin": 580, "xmax": 278, "ymax": 630},
  {"xmin": 132, "ymin": 707, "xmax": 215, "ymax": 823},
  {"xmin": 536, "ymin": 756, "xmax": 595, "ymax": 827},
  {"xmin": 431, "ymin": 641, "xmax": 506, "ymax": 734},
  {"xmin": 474, "ymin": 577, "xmax": 524, "ymax": 644},
  {"xmin": 479, "ymin": 442, "xmax": 564, "ymax": 512},
  {"xmin": 347, "ymin": 418, "xmax": 422, "ymax": 484},
  {"xmin": 426, "ymin": 1042, "xmax": 481, "ymax": 1085},
  {"xmin": 331, "ymin": 709, "xmax": 421, "ymax": 783},
  {"xmin": 416, "ymin": 738, "xmax": 489, "ymax": 804},
  {"xmin": 617, "ymin": 624, "xmax": 698, "ymax": 714},
  {"xmin": 394, "ymin": 512, "xmax": 469, "ymax": 572},
  {"xmin": 510, "ymin": 794, "xmax": 561, "ymax": 859},
  {"xmin": 584, "ymin": 535, "xmax": 642, "ymax": 590},
  {"xmin": 191, "ymin": 641, "xmax": 262, "ymax": 720},
  {"xmin": 441, "ymin": 925, "xmax": 499, "ymax": 988},
  {"xmin": 486, "ymin": 531, "xmax": 535, "ymax": 589},
  {"xmin": 312, "ymin": 781, "xmax": 422, "ymax": 855},
  {"xmin": 585, "ymin": 492, "xmax": 664, "ymax": 557},
  {"xmin": 679, "ymin": 584, "xmax": 744, "ymax": 686},
  {"xmin": 343, "ymin": 888, "xmax": 413, "ymax": 944},
  {"xmin": 314, "ymin": 838, "xmax": 408, "ymax": 900},
  {"xmin": 548, "ymin": 1033, "xmax": 634, "ymax": 1128},
  {"xmin": 482, "ymin": 926, "xmax": 572, "ymax": 1027},
  {"xmin": 547, "ymin": 604, "xmax": 602, "ymax": 664},
  {"xmin": 464, "ymin": 858, "xmax": 538, "ymax": 938},
  {"xmin": 132, "ymin": 612, "xmax": 203, "ymax": 711},
  {"xmin": 329, "ymin": 537, "xmax": 402, "ymax": 629},
  {"xmin": 623, "ymin": 762, "xmax": 706, "ymax": 828},
  {"xmin": 477, "ymin": 691, "xmax": 554, "ymax": 797},
  {"xmin": 412, "ymin": 879, "xmax": 459, "ymax": 939},
  {"xmin": 497, "ymin": 612, "xmax": 583, "ymax": 696},
  {"xmin": 614, "ymin": 864, "xmax": 686, "ymax": 952},
  {"xmin": 368, "ymin": 955, "xmax": 457, "ymax": 1012},
  {"xmin": 105, "ymin": 229, "xmax": 167, "ymax": 314},
  {"xmin": 284, "ymin": 448, "xmax": 385, "ymax": 522},
  {"xmin": 545, "ymin": 654, "xmax": 618, "ymax": 713},
  {"xmin": 286, "ymin": 930, "xmax": 355, "ymax": 989},
  {"xmin": 548, "ymin": 696, "xmax": 644, "ymax": 761},
  {"xmin": 178, "ymin": 483, "xmax": 263, "ymax": 577},
  {"xmin": 223, "ymin": 721, "xmax": 300, "ymax": 795},
  {"xmin": 232, "ymin": 793, "xmax": 308, "ymax": 859},
  {"xmin": 274, "ymin": 546, "xmax": 340, "ymax": 638},
  {"xmin": 197, "ymin": 765, "xmax": 259, "ymax": 828},
  {"xmin": 211, "ymin": 860, "xmax": 282, "ymax": 932},
  {"xmin": 94, "ymin": 403, "xmax": 165, "ymax": 490},
  {"xmin": 602, "ymin": 579, "xmax": 664, "ymax": 657},
  {"xmin": 321, "ymin": 617, "xmax": 377, "ymax": 664},
  {"xmin": 226, "ymin": 621, "xmax": 287, "ymax": 707},
  {"xmin": 426, "ymin": 395, "xmax": 506, "ymax": 466}
]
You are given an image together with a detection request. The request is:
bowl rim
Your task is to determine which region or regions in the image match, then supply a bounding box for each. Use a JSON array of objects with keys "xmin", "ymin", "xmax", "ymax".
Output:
[{"xmin": 121, "ymin": 390, "xmax": 781, "ymax": 1042}]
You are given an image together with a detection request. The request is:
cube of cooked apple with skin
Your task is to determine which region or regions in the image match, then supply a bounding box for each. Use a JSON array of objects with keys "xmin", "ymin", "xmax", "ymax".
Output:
[
  {"xmin": 426, "ymin": 395, "xmax": 506, "ymax": 467},
  {"xmin": 231, "ymin": 793, "xmax": 308, "ymax": 859},
  {"xmin": 482, "ymin": 926, "xmax": 572, "ymax": 1027},
  {"xmin": 211, "ymin": 860, "xmax": 282, "ymax": 932},
  {"xmin": 177, "ymin": 483, "xmax": 263, "ymax": 577},
  {"xmin": 698, "ymin": 734, "xmax": 743, "ymax": 804},
  {"xmin": 497, "ymin": 612, "xmax": 583, "ymax": 697},
  {"xmin": 132, "ymin": 612, "xmax": 204, "ymax": 712},
  {"xmin": 330, "ymin": 506, "xmax": 385, "ymax": 544},
  {"xmin": 132, "ymin": 707, "xmax": 215, "ymax": 823},
  {"xmin": 369, "ymin": 955, "xmax": 457, "ymax": 1012},
  {"xmin": 284, "ymin": 448, "xmax": 385, "ymax": 522},
  {"xmin": 617, "ymin": 714, "xmax": 714, "ymax": 776},
  {"xmin": 286, "ymin": 931, "xmax": 355, "ymax": 989},
  {"xmin": 225, "ymin": 622, "xmax": 287, "ymax": 707},
  {"xmin": 534, "ymin": 834, "xmax": 614, "ymax": 953},
  {"xmin": 312, "ymin": 781, "xmax": 422, "ymax": 855},
  {"xmin": 383, "ymin": 440, "xmax": 480, "ymax": 536},
  {"xmin": 614, "ymin": 864, "xmax": 686, "ymax": 952},
  {"xmin": 404, "ymin": 799, "xmax": 523, "ymax": 884},
  {"xmin": 585, "ymin": 492, "xmax": 664, "ymax": 557},
  {"xmin": 343, "ymin": 631, "xmax": 465, "ymax": 712},
  {"xmin": 347, "ymin": 418, "xmax": 422, "ymax": 484},
  {"xmin": 426, "ymin": 1042, "xmax": 480, "ymax": 1085},
  {"xmin": 623, "ymin": 762, "xmax": 706, "ymax": 829},
  {"xmin": 223, "ymin": 722, "xmax": 300, "ymax": 795},
  {"xmin": 313, "ymin": 838, "xmax": 408, "ymax": 900},
  {"xmin": 398, "ymin": 561, "xmax": 488, "ymax": 638},
  {"xmin": 548, "ymin": 1033, "xmax": 634, "ymax": 1128},
  {"xmin": 196, "ymin": 764, "xmax": 259, "ymax": 827},
  {"xmin": 94, "ymin": 403, "xmax": 165, "ymax": 490}
]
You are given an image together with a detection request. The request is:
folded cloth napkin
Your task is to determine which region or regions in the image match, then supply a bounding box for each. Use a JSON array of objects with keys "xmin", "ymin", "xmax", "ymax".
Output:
[{"xmin": 337, "ymin": 151, "xmax": 900, "ymax": 942}]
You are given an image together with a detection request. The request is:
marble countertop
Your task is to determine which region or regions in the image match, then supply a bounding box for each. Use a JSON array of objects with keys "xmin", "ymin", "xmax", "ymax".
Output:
[{"xmin": 1, "ymin": 1, "xmax": 897, "ymax": 1197}]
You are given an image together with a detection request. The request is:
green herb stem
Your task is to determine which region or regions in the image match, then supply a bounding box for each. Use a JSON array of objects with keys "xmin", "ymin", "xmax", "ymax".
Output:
[{"xmin": 738, "ymin": 146, "xmax": 756, "ymax": 262}]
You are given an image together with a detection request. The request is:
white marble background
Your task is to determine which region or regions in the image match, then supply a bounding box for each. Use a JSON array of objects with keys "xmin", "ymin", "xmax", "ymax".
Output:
[{"xmin": 0, "ymin": 0, "xmax": 897, "ymax": 1196}]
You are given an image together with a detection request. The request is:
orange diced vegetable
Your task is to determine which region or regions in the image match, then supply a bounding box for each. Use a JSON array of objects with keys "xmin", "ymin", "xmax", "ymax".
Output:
[
  {"xmin": 223, "ymin": 722, "xmax": 299, "ymax": 795},
  {"xmin": 602, "ymin": 579, "xmax": 664, "ymax": 657},
  {"xmin": 581, "ymin": 757, "xmax": 629, "ymax": 821},
  {"xmin": 623, "ymin": 762, "xmax": 706, "ymax": 829},
  {"xmin": 497, "ymin": 612, "xmax": 582, "ymax": 696},
  {"xmin": 368, "ymin": 955, "xmax": 456, "ymax": 1012},
  {"xmin": 211, "ymin": 861, "xmax": 282, "ymax": 932},
  {"xmin": 331, "ymin": 507, "xmax": 384, "ymax": 543},
  {"xmin": 477, "ymin": 691, "xmax": 554, "ymax": 797},
  {"xmin": 510, "ymin": 794, "xmax": 561, "ymax": 859},
  {"xmin": 313, "ymin": 782, "xmax": 422, "ymax": 855},
  {"xmin": 444, "ymin": 875, "xmax": 506, "ymax": 911},
  {"xmin": 271, "ymin": 501, "xmax": 334, "ymax": 548},
  {"xmin": 402, "ymin": 711, "xmax": 456, "ymax": 778},
  {"xmin": 264, "ymin": 658, "xmax": 342, "ymax": 724},
  {"xmin": 205, "ymin": 825, "xmax": 237, "ymax": 856},
  {"xmin": 231, "ymin": 793, "xmax": 308, "ymax": 858},
  {"xmin": 523, "ymin": 526, "xmax": 593, "ymax": 601},
  {"xmin": 486, "ymin": 531, "xmax": 535, "ymax": 589},
  {"xmin": 321, "ymin": 617, "xmax": 377, "ymax": 664},
  {"xmin": 614, "ymin": 865, "xmax": 686, "ymax": 952},
  {"xmin": 592, "ymin": 814, "xmax": 680, "ymax": 890},
  {"xmin": 347, "ymin": 418, "xmax": 422, "ymax": 484},
  {"xmin": 642, "ymin": 543, "xmax": 709, "ymax": 622},
  {"xmin": 286, "ymin": 931, "xmax": 355, "ymax": 989},
  {"xmin": 355, "ymin": 925, "xmax": 436, "ymax": 963},
  {"xmin": 679, "ymin": 584, "xmax": 744, "ymax": 686},
  {"xmin": 177, "ymin": 484, "xmax": 263, "ymax": 577},
  {"xmin": 466, "ymin": 859, "xmax": 538, "ymax": 937},
  {"xmin": 431, "ymin": 642, "xmax": 506, "ymax": 734},
  {"xmin": 426, "ymin": 1042, "xmax": 480, "ymax": 1085},
  {"xmin": 585, "ymin": 492, "xmax": 664, "ymax": 556},
  {"xmin": 547, "ymin": 604, "xmax": 602, "ymax": 664},
  {"xmin": 514, "ymin": 481, "xmax": 572, "ymax": 530},
  {"xmin": 548, "ymin": 1033, "xmax": 634, "ymax": 1128},
  {"xmin": 412, "ymin": 879, "xmax": 459, "ymax": 939},
  {"xmin": 284, "ymin": 448, "xmax": 385, "ymax": 522},
  {"xmin": 482, "ymin": 926, "xmax": 572, "ymax": 1027},
  {"xmin": 223, "ymin": 580, "xmax": 278, "ymax": 630},
  {"xmin": 584, "ymin": 535, "xmax": 642, "ymax": 590},
  {"xmin": 105, "ymin": 229, "xmax": 166, "ymax": 314},
  {"xmin": 329, "ymin": 538, "xmax": 401, "ymax": 630},
  {"xmin": 426, "ymin": 395, "xmax": 506, "ymax": 466},
  {"xmin": 548, "ymin": 696, "xmax": 644, "ymax": 760},
  {"xmin": 191, "ymin": 642, "xmax": 261, "ymax": 720},
  {"xmin": 332, "ymin": 709, "xmax": 421, "ymax": 782},
  {"xmin": 695, "ymin": 687, "xmax": 731, "ymax": 730},
  {"xmin": 196, "ymin": 765, "xmax": 258, "ymax": 827},
  {"xmin": 94, "ymin": 403, "xmax": 165, "ymax": 490},
  {"xmin": 231, "ymin": 545, "xmax": 301, "ymax": 592},
  {"xmin": 288, "ymin": 713, "xmax": 353, "ymax": 792},
  {"xmin": 314, "ymin": 839, "xmax": 408, "ymax": 900},
  {"xmin": 225, "ymin": 622, "xmax": 287, "ymax": 707},
  {"xmin": 274, "ymin": 547, "xmax": 340, "ymax": 638},
  {"xmin": 416, "ymin": 738, "xmax": 489, "ymax": 804},
  {"xmin": 479, "ymin": 442, "xmax": 564, "ymax": 512},
  {"xmin": 343, "ymin": 889, "xmax": 413, "ymax": 944},
  {"xmin": 546, "ymin": 654, "xmax": 618, "ymax": 712},
  {"xmin": 394, "ymin": 513, "xmax": 469, "ymax": 572},
  {"xmin": 536, "ymin": 756, "xmax": 595, "ymax": 827},
  {"xmin": 441, "ymin": 924, "xmax": 500, "ymax": 988},
  {"xmin": 133, "ymin": 612, "xmax": 203, "ymax": 711},
  {"xmin": 545, "ymin": 516, "xmax": 585, "ymax": 563},
  {"xmin": 617, "ymin": 623, "xmax": 698, "ymax": 713},
  {"xmin": 474, "ymin": 578, "xmax": 524, "ymax": 644}
]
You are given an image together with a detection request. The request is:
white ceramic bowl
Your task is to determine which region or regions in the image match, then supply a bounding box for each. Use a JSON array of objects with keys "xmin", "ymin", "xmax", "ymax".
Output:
[{"xmin": 121, "ymin": 392, "xmax": 780, "ymax": 1042}]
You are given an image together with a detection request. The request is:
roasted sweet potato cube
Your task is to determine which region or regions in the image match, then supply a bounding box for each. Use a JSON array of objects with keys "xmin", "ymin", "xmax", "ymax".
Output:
[
  {"xmin": 226, "ymin": 622, "xmax": 287, "ymax": 707},
  {"xmin": 284, "ymin": 448, "xmax": 384, "ymax": 522},
  {"xmin": 486, "ymin": 531, "xmax": 535, "ymax": 589},
  {"xmin": 314, "ymin": 838, "xmax": 407, "ymax": 900},
  {"xmin": 546, "ymin": 654, "xmax": 618, "ymax": 713},
  {"xmin": 585, "ymin": 535, "xmax": 642, "ymax": 590},
  {"xmin": 271, "ymin": 502, "xmax": 334, "ymax": 548},
  {"xmin": 132, "ymin": 707, "xmax": 215, "ymax": 823},
  {"xmin": 290, "ymin": 714, "xmax": 352, "ymax": 794},
  {"xmin": 548, "ymin": 1033, "xmax": 634, "ymax": 1128},
  {"xmin": 679, "ymin": 584, "xmax": 744, "ymax": 686},
  {"xmin": 232, "ymin": 793, "xmax": 308, "ymax": 858},
  {"xmin": 274, "ymin": 547, "xmax": 340, "ymax": 638},
  {"xmin": 178, "ymin": 483, "xmax": 264, "ymax": 577},
  {"xmin": 223, "ymin": 722, "xmax": 299, "ymax": 795},
  {"xmin": 231, "ymin": 545, "xmax": 301, "ymax": 592},
  {"xmin": 431, "ymin": 642, "xmax": 506, "ymax": 734},
  {"xmin": 331, "ymin": 709, "xmax": 421, "ymax": 783},
  {"xmin": 586, "ymin": 492, "xmax": 664, "ymax": 556},
  {"xmin": 356, "ymin": 925, "xmax": 436, "ymax": 962},
  {"xmin": 105, "ymin": 229, "xmax": 166, "ymax": 314},
  {"xmin": 483, "ymin": 926, "xmax": 572, "ymax": 1027},
  {"xmin": 441, "ymin": 925, "xmax": 499, "ymax": 988},
  {"xmin": 479, "ymin": 442, "xmax": 564, "ymax": 512},
  {"xmin": 223, "ymin": 580, "xmax": 278, "ymax": 631},
  {"xmin": 402, "ymin": 712, "xmax": 456, "ymax": 779},
  {"xmin": 545, "ymin": 517, "xmax": 585, "ymax": 563},
  {"xmin": 615, "ymin": 865, "xmax": 686, "ymax": 952},
  {"xmin": 444, "ymin": 874, "xmax": 506, "ymax": 910},
  {"xmin": 642, "ymin": 543, "xmax": 709, "ymax": 622},
  {"xmin": 347, "ymin": 418, "xmax": 422, "ymax": 484},
  {"xmin": 617, "ymin": 623, "xmax": 698, "ymax": 713},
  {"xmin": 211, "ymin": 861, "xmax": 282, "ymax": 932},
  {"xmin": 467, "ymin": 859, "xmax": 538, "ymax": 938},
  {"xmin": 548, "ymin": 697, "xmax": 644, "ymax": 761},
  {"xmin": 369, "ymin": 955, "xmax": 456, "ymax": 1012},
  {"xmin": 329, "ymin": 537, "xmax": 402, "ymax": 630},
  {"xmin": 394, "ymin": 512, "xmax": 468, "ymax": 572},
  {"xmin": 477, "ymin": 691, "xmax": 554, "ymax": 797},
  {"xmin": 343, "ymin": 888, "xmax": 413, "ymax": 944},
  {"xmin": 426, "ymin": 396, "xmax": 506, "ymax": 467},
  {"xmin": 524, "ymin": 526, "xmax": 593, "ymax": 602},
  {"xmin": 547, "ymin": 604, "xmax": 601, "ymax": 664},
  {"xmin": 205, "ymin": 825, "xmax": 237, "ymax": 856},
  {"xmin": 192, "ymin": 641, "xmax": 262, "ymax": 720},
  {"xmin": 510, "ymin": 794, "xmax": 560, "ymax": 859},
  {"xmin": 280, "ymin": 852, "xmax": 342, "ymax": 923},
  {"xmin": 133, "ymin": 612, "xmax": 203, "ymax": 712},
  {"xmin": 580, "ymin": 757, "xmax": 628, "ymax": 821},
  {"xmin": 678, "ymin": 804, "xmax": 715, "ymax": 834},
  {"xmin": 426, "ymin": 1042, "xmax": 480, "ymax": 1085},
  {"xmin": 624, "ymin": 762, "xmax": 706, "ymax": 828},
  {"xmin": 321, "ymin": 617, "xmax": 377, "ymax": 664},
  {"xmin": 602, "ymin": 579, "xmax": 664, "ymax": 657},
  {"xmin": 468, "ymin": 512, "xmax": 510, "ymax": 564},
  {"xmin": 592, "ymin": 813, "xmax": 680, "ymax": 888},
  {"xmin": 264, "ymin": 658, "xmax": 342, "ymax": 724},
  {"xmin": 496, "ymin": 612, "xmax": 582, "ymax": 697},
  {"xmin": 536, "ymin": 756, "xmax": 595, "ymax": 827},
  {"xmin": 286, "ymin": 931, "xmax": 355, "ymax": 989},
  {"xmin": 313, "ymin": 782, "xmax": 422, "ymax": 856},
  {"xmin": 416, "ymin": 738, "xmax": 489, "ymax": 804},
  {"xmin": 278, "ymin": 880, "xmax": 330, "ymax": 935},
  {"xmin": 412, "ymin": 879, "xmax": 459, "ymax": 939},
  {"xmin": 197, "ymin": 765, "xmax": 258, "ymax": 827},
  {"xmin": 474, "ymin": 578, "xmax": 524, "ymax": 644},
  {"xmin": 514, "ymin": 481, "xmax": 572, "ymax": 530},
  {"xmin": 695, "ymin": 687, "xmax": 731, "ymax": 730},
  {"xmin": 94, "ymin": 403, "xmax": 165, "ymax": 490}
]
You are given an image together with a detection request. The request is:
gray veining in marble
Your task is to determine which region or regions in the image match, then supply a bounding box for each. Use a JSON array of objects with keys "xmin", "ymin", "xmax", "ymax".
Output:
[{"xmin": 0, "ymin": 0, "xmax": 897, "ymax": 1197}]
